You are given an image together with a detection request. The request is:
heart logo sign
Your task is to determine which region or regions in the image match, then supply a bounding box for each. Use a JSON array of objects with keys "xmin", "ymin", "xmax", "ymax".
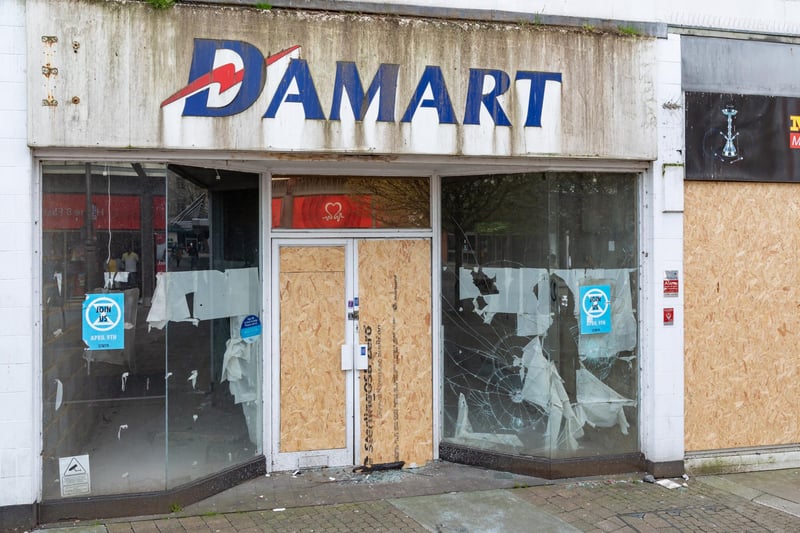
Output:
[{"xmin": 323, "ymin": 202, "xmax": 344, "ymax": 222}]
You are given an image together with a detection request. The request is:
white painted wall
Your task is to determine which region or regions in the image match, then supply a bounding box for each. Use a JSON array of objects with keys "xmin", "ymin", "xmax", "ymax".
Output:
[
  {"xmin": 0, "ymin": 0, "xmax": 35, "ymax": 508},
  {"xmin": 640, "ymin": 33, "xmax": 685, "ymax": 465},
  {"xmin": 344, "ymin": 0, "xmax": 800, "ymax": 34}
]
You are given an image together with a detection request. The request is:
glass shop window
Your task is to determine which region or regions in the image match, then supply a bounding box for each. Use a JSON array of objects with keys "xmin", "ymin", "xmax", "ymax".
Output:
[
  {"xmin": 41, "ymin": 162, "xmax": 262, "ymax": 499},
  {"xmin": 441, "ymin": 172, "xmax": 638, "ymax": 460},
  {"xmin": 271, "ymin": 175, "xmax": 430, "ymax": 229}
]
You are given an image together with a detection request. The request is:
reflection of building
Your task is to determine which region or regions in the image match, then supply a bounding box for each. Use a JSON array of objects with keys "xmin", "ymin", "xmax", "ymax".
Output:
[
  {"xmin": 168, "ymin": 191, "xmax": 209, "ymax": 266},
  {"xmin": 4, "ymin": 0, "xmax": 793, "ymax": 529}
]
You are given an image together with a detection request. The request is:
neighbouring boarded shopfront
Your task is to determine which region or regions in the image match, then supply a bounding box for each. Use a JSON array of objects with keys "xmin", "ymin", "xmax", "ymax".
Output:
[
  {"xmin": 683, "ymin": 37, "xmax": 800, "ymax": 466},
  {"xmin": 27, "ymin": 0, "xmax": 659, "ymax": 518}
]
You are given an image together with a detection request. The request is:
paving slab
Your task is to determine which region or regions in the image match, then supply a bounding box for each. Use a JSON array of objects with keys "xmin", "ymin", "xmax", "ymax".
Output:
[
  {"xmin": 696, "ymin": 474, "xmax": 765, "ymax": 501},
  {"xmin": 699, "ymin": 468, "xmax": 800, "ymax": 518},
  {"xmin": 753, "ymin": 493, "xmax": 800, "ymax": 518},
  {"xmin": 389, "ymin": 489, "xmax": 580, "ymax": 533},
  {"xmin": 182, "ymin": 461, "xmax": 549, "ymax": 516},
  {"xmin": 718, "ymin": 468, "xmax": 800, "ymax": 503}
]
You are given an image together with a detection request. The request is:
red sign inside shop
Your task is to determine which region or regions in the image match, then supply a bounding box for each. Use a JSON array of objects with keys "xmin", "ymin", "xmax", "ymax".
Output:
[
  {"xmin": 153, "ymin": 196, "xmax": 166, "ymax": 230},
  {"xmin": 43, "ymin": 194, "xmax": 166, "ymax": 231},
  {"xmin": 271, "ymin": 195, "xmax": 374, "ymax": 229}
]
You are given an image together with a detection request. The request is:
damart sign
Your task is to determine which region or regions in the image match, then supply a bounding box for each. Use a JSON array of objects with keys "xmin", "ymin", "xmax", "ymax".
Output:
[
  {"xmin": 160, "ymin": 39, "xmax": 564, "ymax": 156},
  {"xmin": 27, "ymin": 3, "xmax": 656, "ymax": 158}
]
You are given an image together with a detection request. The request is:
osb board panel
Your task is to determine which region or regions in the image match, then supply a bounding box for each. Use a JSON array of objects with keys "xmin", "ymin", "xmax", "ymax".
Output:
[
  {"xmin": 280, "ymin": 245, "xmax": 345, "ymax": 273},
  {"xmin": 280, "ymin": 246, "xmax": 346, "ymax": 452},
  {"xmin": 684, "ymin": 181, "xmax": 800, "ymax": 452},
  {"xmin": 358, "ymin": 239, "xmax": 433, "ymax": 467}
]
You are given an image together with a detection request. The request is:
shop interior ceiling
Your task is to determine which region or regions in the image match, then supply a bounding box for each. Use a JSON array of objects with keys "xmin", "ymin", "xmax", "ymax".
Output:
[{"xmin": 169, "ymin": 164, "xmax": 258, "ymax": 191}]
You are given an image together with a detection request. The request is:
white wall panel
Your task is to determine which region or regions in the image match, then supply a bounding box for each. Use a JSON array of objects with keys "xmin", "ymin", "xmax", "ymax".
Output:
[
  {"xmin": 639, "ymin": 33, "xmax": 685, "ymax": 466},
  {"xmin": 333, "ymin": 0, "xmax": 800, "ymax": 34},
  {"xmin": 0, "ymin": 0, "xmax": 35, "ymax": 509}
]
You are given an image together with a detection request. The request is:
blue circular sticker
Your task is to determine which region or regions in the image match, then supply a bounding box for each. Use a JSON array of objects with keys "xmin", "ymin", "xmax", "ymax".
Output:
[{"xmin": 240, "ymin": 314, "xmax": 262, "ymax": 344}]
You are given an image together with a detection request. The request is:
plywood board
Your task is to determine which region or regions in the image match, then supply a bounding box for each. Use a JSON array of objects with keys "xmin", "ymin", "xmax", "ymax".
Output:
[
  {"xmin": 358, "ymin": 239, "xmax": 433, "ymax": 467},
  {"xmin": 684, "ymin": 181, "xmax": 800, "ymax": 451},
  {"xmin": 279, "ymin": 246, "xmax": 347, "ymax": 452}
]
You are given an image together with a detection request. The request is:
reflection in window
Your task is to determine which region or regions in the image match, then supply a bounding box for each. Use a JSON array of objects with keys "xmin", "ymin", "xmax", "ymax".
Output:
[
  {"xmin": 441, "ymin": 173, "xmax": 638, "ymax": 459},
  {"xmin": 41, "ymin": 162, "xmax": 262, "ymax": 499},
  {"xmin": 272, "ymin": 175, "xmax": 430, "ymax": 229}
]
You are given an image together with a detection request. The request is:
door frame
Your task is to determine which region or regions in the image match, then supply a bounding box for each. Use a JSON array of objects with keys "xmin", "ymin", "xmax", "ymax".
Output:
[{"xmin": 270, "ymin": 238, "xmax": 360, "ymax": 471}]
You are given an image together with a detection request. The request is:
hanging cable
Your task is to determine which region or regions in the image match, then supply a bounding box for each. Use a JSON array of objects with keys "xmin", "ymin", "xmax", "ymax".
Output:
[{"xmin": 106, "ymin": 164, "xmax": 112, "ymax": 266}]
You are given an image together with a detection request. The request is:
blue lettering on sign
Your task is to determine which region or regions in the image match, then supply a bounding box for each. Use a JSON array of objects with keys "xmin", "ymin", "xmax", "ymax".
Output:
[
  {"xmin": 264, "ymin": 59, "xmax": 326, "ymax": 120},
  {"xmin": 329, "ymin": 62, "xmax": 400, "ymax": 122},
  {"xmin": 515, "ymin": 71, "xmax": 563, "ymax": 127},
  {"xmin": 401, "ymin": 65, "xmax": 457, "ymax": 124},
  {"xmin": 464, "ymin": 69, "xmax": 511, "ymax": 126},
  {"xmin": 182, "ymin": 39, "xmax": 266, "ymax": 117},
  {"xmin": 162, "ymin": 40, "xmax": 563, "ymax": 128}
]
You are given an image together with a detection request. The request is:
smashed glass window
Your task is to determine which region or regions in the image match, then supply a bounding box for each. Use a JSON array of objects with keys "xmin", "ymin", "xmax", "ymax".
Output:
[{"xmin": 441, "ymin": 173, "xmax": 638, "ymax": 459}]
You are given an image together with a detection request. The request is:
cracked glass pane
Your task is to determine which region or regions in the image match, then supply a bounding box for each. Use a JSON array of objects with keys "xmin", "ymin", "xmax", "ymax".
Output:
[{"xmin": 441, "ymin": 172, "xmax": 638, "ymax": 459}]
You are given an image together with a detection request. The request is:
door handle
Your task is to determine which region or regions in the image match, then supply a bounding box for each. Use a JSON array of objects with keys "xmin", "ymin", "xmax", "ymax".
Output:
[{"xmin": 341, "ymin": 344, "xmax": 368, "ymax": 370}]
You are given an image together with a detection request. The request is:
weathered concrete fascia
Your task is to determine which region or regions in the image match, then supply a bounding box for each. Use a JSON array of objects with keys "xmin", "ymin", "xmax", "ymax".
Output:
[{"xmin": 186, "ymin": 0, "xmax": 668, "ymax": 38}]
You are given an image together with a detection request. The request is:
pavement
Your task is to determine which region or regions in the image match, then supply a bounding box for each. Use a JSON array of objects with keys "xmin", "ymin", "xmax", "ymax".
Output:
[{"xmin": 31, "ymin": 461, "xmax": 800, "ymax": 532}]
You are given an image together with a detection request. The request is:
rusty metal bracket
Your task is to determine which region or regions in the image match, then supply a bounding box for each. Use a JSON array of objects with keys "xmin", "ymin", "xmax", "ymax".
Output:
[
  {"xmin": 42, "ymin": 97, "xmax": 58, "ymax": 107},
  {"xmin": 42, "ymin": 65, "xmax": 59, "ymax": 77},
  {"xmin": 41, "ymin": 35, "xmax": 58, "ymax": 44}
]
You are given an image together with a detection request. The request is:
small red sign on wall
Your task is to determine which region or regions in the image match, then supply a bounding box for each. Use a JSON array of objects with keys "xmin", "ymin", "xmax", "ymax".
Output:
[
  {"xmin": 664, "ymin": 308, "xmax": 675, "ymax": 325},
  {"xmin": 663, "ymin": 279, "xmax": 679, "ymax": 297},
  {"xmin": 790, "ymin": 132, "xmax": 800, "ymax": 149}
]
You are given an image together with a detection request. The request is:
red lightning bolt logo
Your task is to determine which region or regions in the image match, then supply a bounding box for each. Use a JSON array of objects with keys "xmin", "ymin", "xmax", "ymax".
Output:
[{"xmin": 161, "ymin": 45, "xmax": 300, "ymax": 108}]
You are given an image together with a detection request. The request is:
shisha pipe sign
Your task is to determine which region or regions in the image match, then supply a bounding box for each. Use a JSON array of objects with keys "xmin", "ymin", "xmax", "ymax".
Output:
[
  {"xmin": 719, "ymin": 106, "xmax": 741, "ymax": 161},
  {"xmin": 685, "ymin": 91, "xmax": 800, "ymax": 182}
]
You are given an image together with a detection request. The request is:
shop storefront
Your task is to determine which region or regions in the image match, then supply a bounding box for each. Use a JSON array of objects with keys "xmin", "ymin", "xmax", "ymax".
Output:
[
  {"xmin": 24, "ymin": 0, "xmax": 671, "ymax": 520},
  {"xmin": 683, "ymin": 36, "xmax": 800, "ymax": 472}
]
